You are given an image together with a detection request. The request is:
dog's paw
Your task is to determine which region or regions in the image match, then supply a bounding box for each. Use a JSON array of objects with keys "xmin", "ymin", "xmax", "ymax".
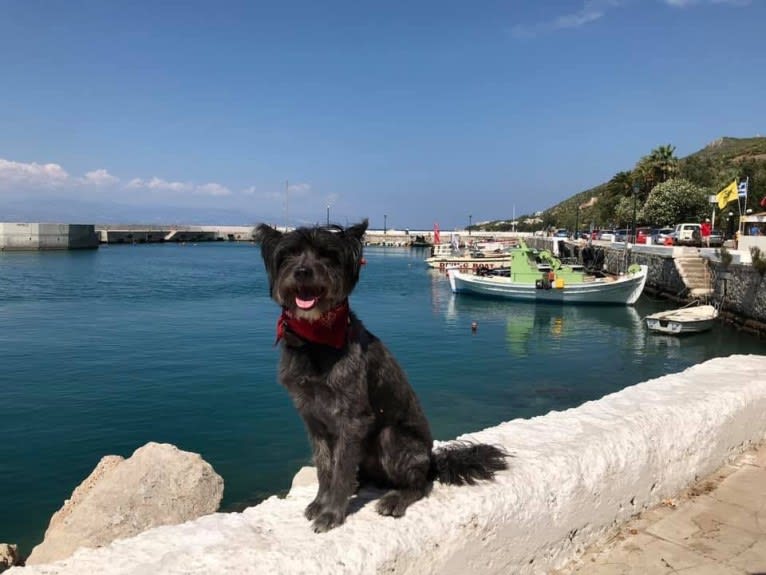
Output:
[
  {"xmin": 376, "ymin": 491, "xmax": 409, "ymax": 517},
  {"xmin": 312, "ymin": 510, "xmax": 345, "ymax": 533},
  {"xmin": 304, "ymin": 499, "xmax": 324, "ymax": 520}
]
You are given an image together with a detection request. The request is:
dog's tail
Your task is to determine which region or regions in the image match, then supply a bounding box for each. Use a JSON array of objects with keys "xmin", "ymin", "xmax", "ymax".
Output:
[{"xmin": 430, "ymin": 441, "xmax": 508, "ymax": 485}]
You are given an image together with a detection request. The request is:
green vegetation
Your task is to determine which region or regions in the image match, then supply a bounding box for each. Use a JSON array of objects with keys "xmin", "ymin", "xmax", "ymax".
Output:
[
  {"xmin": 751, "ymin": 246, "xmax": 766, "ymax": 277},
  {"xmin": 486, "ymin": 137, "xmax": 766, "ymax": 233},
  {"xmin": 717, "ymin": 245, "xmax": 733, "ymax": 269}
]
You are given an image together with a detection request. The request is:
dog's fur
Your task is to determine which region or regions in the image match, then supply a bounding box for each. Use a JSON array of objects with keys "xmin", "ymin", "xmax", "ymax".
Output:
[{"xmin": 255, "ymin": 220, "xmax": 507, "ymax": 532}]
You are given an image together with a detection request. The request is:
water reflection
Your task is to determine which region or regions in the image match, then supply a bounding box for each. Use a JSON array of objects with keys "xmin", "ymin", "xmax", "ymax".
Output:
[{"xmin": 444, "ymin": 293, "xmax": 644, "ymax": 356}]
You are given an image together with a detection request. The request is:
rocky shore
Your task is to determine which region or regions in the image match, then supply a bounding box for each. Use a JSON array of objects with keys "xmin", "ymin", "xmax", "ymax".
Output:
[{"xmin": 1, "ymin": 442, "xmax": 222, "ymax": 571}]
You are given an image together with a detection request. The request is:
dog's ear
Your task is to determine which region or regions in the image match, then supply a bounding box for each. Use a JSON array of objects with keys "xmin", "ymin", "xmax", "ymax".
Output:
[
  {"xmin": 254, "ymin": 224, "xmax": 282, "ymax": 262},
  {"xmin": 345, "ymin": 219, "xmax": 368, "ymax": 242}
]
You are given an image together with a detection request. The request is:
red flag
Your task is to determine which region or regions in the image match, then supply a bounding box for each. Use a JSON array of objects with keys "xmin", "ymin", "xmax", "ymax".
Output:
[
  {"xmin": 760, "ymin": 196, "xmax": 766, "ymax": 209},
  {"xmin": 433, "ymin": 222, "xmax": 441, "ymax": 245}
]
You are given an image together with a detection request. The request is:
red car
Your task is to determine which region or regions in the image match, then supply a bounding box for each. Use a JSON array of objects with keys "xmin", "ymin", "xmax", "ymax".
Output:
[{"xmin": 636, "ymin": 227, "xmax": 652, "ymax": 244}]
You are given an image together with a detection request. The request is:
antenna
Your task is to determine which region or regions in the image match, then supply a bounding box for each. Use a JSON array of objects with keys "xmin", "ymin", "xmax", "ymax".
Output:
[{"xmin": 284, "ymin": 180, "xmax": 289, "ymax": 231}]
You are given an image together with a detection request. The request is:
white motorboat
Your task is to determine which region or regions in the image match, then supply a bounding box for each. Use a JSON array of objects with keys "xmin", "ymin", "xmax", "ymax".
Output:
[
  {"xmin": 447, "ymin": 240, "xmax": 648, "ymax": 305},
  {"xmin": 644, "ymin": 304, "xmax": 718, "ymax": 335}
]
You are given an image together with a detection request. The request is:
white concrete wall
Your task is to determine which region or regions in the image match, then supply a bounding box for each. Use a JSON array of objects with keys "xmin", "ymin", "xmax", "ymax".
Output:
[
  {"xmin": 10, "ymin": 354, "xmax": 766, "ymax": 575},
  {"xmin": 1, "ymin": 223, "xmax": 98, "ymax": 250}
]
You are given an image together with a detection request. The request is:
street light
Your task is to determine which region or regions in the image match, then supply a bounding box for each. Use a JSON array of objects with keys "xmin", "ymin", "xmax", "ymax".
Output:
[
  {"xmin": 574, "ymin": 207, "xmax": 579, "ymax": 239},
  {"xmin": 326, "ymin": 205, "xmax": 330, "ymax": 226},
  {"xmin": 384, "ymin": 214, "xmax": 387, "ymax": 235},
  {"xmin": 468, "ymin": 214, "xmax": 472, "ymax": 236},
  {"xmin": 632, "ymin": 182, "xmax": 639, "ymax": 243}
]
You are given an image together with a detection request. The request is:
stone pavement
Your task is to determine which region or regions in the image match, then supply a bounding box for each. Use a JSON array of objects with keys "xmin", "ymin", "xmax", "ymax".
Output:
[{"xmin": 554, "ymin": 443, "xmax": 766, "ymax": 575}]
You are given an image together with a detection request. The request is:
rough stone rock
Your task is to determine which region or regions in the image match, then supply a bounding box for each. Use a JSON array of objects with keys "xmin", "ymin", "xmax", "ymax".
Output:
[
  {"xmin": 288, "ymin": 466, "xmax": 317, "ymax": 494},
  {"xmin": 0, "ymin": 544, "xmax": 20, "ymax": 572},
  {"xmin": 26, "ymin": 442, "xmax": 223, "ymax": 566}
]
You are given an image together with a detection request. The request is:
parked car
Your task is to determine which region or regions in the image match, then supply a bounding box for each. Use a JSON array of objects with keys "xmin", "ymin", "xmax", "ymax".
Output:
[
  {"xmin": 707, "ymin": 229, "xmax": 724, "ymax": 247},
  {"xmin": 599, "ymin": 229, "xmax": 616, "ymax": 241},
  {"xmin": 636, "ymin": 227, "xmax": 653, "ymax": 244},
  {"xmin": 553, "ymin": 229, "xmax": 569, "ymax": 238},
  {"xmin": 673, "ymin": 223, "xmax": 702, "ymax": 246},
  {"xmin": 614, "ymin": 228, "xmax": 630, "ymax": 243},
  {"xmin": 654, "ymin": 227, "xmax": 675, "ymax": 242}
]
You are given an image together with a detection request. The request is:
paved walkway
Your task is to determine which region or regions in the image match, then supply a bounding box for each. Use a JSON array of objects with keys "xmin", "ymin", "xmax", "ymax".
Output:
[{"xmin": 554, "ymin": 443, "xmax": 766, "ymax": 574}]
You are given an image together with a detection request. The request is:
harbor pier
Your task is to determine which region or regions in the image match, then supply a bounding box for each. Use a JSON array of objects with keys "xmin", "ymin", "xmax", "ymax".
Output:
[
  {"xmin": 95, "ymin": 225, "xmax": 255, "ymax": 244},
  {"xmin": 0, "ymin": 223, "xmax": 99, "ymax": 251}
]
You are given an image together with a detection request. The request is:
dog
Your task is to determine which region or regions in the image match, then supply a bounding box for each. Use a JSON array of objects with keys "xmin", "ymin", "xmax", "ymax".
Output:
[{"xmin": 255, "ymin": 219, "xmax": 507, "ymax": 533}]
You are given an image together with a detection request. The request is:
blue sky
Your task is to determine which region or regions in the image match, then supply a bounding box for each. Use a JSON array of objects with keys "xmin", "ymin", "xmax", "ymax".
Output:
[{"xmin": 0, "ymin": 0, "xmax": 763, "ymax": 229}]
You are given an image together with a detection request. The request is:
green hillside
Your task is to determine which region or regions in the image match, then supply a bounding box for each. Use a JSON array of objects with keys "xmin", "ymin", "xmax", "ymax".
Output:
[{"xmin": 479, "ymin": 136, "xmax": 766, "ymax": 232}]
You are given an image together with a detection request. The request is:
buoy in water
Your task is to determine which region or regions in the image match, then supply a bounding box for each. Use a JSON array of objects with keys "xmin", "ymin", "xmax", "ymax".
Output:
[{"xmin": 471, "ymin": 321, "xmax": 478, "ymax": 333}]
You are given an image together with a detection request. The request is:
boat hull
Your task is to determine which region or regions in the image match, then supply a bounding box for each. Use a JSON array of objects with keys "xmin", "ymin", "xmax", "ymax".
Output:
[
  {"xmin": 448, "ymin": 265, "xmax": 648, "ymax": 305},
  {"xmin": 426, "ymin": 255, "xmax": 512, "ymax": 271},
  {"xmin": 645, "ymin": 305, "xmax": 718, "ymax": 334}
]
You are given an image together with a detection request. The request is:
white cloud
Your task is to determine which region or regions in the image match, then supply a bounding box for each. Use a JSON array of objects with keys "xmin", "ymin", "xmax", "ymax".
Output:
[
  {"xmin": 127, "ymin": 177, "xmax": 192, "ymax": 192},
  {"xmin": 241, "ymin": 186, "xmax": 257, "ymax": 195},
  {"xmin": 80, "ymin": 168, "xmax": 119, "ymax": 186},
  {"xmin": 195, "ymin": 182, "xmax": 231, "ymax": 196},
  {"xmin": 663, "ymin": 0, "xmax": 751, "ymax": 6},
  {"xmin": 288, "ymin": 182, "xmax": 311, "ymax": 195},
  {"xmin": 512, "ymin": 0, "xmax": 624, "ymax": 37},
  {"xmin": 0, "ymin": 158, "xmax": 69, "ymax": 188}
]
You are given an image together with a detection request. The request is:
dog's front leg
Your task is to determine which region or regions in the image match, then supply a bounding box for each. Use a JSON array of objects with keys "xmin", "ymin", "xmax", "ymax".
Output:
[
  {"xmin": 305, "ymin": 436, "xmax": 333, "ymax": 521},
  {"xmin": 311, "ymin": 423, "xmax": 367, "ymax": 533}
]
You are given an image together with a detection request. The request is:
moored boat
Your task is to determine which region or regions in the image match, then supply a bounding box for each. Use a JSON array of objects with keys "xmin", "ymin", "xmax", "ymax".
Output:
[
  {"xmin": 644, "ymin": 304, "xmax": 718, "ymax": 335},
  {"xmin": 425, "ymin": 235, "xmax": 513, "ymax": 272},
  {"xmin": 447, "ymin": 240, "xmax": 648, "ymax": 305}
]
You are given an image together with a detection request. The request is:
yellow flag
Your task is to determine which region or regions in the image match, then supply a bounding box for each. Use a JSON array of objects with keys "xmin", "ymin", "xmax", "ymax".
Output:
[{"xmin": 717, "ymin": 179, "xmax": 738, "ymax": 209}]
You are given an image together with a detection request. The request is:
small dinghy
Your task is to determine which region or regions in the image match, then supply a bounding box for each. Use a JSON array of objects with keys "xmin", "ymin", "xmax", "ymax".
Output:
[{"xmin": 645, "ymin": 304, "xmax": 718, "ymax": 335}]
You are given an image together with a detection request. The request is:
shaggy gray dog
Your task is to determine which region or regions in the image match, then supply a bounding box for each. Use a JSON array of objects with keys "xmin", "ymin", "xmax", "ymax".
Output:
[{"xmin": 255, "ymin": 219, "xmax": 507, "ymax": 533}]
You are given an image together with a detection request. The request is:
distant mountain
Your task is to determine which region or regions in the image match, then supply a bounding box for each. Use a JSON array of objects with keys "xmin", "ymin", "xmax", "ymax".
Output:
[{"xmin": 479, "ymin": 136, "xmax": 766, "ymax": 231}]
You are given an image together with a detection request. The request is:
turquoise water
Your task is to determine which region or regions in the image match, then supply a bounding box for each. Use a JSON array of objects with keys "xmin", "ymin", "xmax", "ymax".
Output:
[{"xmin": 1, "ymin": 243, "xmax": 763, "ymax": 553}]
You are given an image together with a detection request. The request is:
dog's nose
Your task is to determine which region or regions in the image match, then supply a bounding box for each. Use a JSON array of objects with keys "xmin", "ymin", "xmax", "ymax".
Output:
[{"xmin": 294, "ymin": 266, "xmax": 313, "ymax": 281}]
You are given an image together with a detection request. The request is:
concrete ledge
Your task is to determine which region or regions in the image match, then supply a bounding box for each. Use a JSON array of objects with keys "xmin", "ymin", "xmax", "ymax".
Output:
[{"xmin": 11, "ymin": 355, "xmax": 766, "ymax": 574}]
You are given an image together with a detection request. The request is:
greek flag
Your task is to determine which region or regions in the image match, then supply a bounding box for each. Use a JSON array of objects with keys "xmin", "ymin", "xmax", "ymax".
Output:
[{"xmin": 738, "ymin": 180, "xmax": 748, "ymax": 197}]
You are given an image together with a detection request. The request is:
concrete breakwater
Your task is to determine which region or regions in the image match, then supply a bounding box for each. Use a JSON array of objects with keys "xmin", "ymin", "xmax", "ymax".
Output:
[
  {"xmin": 0, "ymin": 223, "xmax": 99, "ymax": 251},
  {"xmin": 8, "ymin": 355, "xmax": 766, "ymax": 574},
  {"xmin": 95, "ymin": 225, "xmax": 255, "ymax": 244}
]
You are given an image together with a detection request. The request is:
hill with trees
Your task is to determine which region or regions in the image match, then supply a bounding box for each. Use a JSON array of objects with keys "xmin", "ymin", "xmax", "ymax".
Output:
[{"xmin": 478, "ymin": 136, "xmax": 766, "ymax": 234}]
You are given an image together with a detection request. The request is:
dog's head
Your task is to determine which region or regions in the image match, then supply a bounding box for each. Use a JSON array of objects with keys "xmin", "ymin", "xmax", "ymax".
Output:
[{"xmin": 255, "ymin": 220, "xmax": 368, "ymax": 320}]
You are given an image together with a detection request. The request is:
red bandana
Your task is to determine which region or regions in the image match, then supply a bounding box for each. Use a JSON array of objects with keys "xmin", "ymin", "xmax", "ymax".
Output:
[{"xmin": 275, "ymin": 300, "xmax": 350, "ymax": 349}]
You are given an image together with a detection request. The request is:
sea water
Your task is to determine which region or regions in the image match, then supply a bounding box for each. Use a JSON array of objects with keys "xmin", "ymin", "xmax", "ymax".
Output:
[{"xmin": 1, "ymin": 243, "xmax": 762, "ymax": 553}]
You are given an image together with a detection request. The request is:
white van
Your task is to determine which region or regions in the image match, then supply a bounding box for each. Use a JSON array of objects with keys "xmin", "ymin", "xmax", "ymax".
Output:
[{"xmin": 673, "ymin": 223, "xmax": 701, "ymax": 246}]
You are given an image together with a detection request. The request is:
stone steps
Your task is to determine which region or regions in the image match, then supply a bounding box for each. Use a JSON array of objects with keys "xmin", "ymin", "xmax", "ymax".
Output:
[{"xmin": 675, "ymin": 254, "xmax": 712, "ymax": 297}]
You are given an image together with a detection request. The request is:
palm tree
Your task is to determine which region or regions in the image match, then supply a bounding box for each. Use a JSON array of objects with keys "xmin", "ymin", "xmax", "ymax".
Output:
[{"xmin": 636, "ymin": 145, "xmax": 679, "ymax": 193}]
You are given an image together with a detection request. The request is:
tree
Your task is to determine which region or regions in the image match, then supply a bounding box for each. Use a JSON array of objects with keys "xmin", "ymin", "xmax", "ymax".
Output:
[
  {"xmin": 642, "ymin": 178, "xmax": 709, "ymax": 226},
  {"xmin": 635, "ymin": 145, "xmax": 679, "ymax": 199},
  {"xmin": 596, "ymin": 171, "xmax": 633, "ymax": 225},
  {"xmin": 613, "ymin": 196, "xmax": 640, "ymax": 228}
]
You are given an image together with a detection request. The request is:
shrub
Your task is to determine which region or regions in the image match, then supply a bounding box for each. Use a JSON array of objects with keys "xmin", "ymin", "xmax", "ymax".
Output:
[
  {"xmin": 751, "ymin": 246, "xmax": 766, "ymax": 277},
  {"xmin": 717, "ymin": 245, "xmax": 733, "ymax": 268}
]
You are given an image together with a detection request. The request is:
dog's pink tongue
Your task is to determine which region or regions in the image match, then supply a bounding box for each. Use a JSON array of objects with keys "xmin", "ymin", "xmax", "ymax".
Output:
[{"xmin": 295, "ymin": 296, "xmax": 318, "ymax": 310}]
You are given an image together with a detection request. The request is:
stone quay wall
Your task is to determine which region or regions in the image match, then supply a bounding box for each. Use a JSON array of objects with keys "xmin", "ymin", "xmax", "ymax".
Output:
[
  {"xmin": 0, "ymin": 223, "xmax": 99, "ymax": 251},
  {"xmin": 529, "ymin": 238, "xmax": 766, "ymax": 332}
]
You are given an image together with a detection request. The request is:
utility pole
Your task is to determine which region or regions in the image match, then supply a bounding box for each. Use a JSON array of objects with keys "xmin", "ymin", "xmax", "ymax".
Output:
[{"xmin": 284, "ymin": 180, "xmax": 289, "ymax": 231}]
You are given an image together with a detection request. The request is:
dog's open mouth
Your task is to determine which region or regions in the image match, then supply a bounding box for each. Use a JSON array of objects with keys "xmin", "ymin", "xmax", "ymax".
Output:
[{"xmin": 295, "ymin": 289, "xmax": 322, "ymax": 311}]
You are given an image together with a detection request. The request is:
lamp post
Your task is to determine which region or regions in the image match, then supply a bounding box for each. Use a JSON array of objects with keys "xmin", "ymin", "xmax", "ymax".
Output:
[
  {"xmin": 468, "ymin": 214, "xmax": 472, "ymax": 236},
  {"xmin": 727, "ymin": 210, "xmax": 735, "ymax": 240},
  {"xmin": 574, "ymin": 207, "xmax": 579, "ymax": 239},
  {"xmin": 326, "ymin": 205, "xmax": 330, "ymax": 226},
  {"xmin": 632, "ymin": 182, "xmax": 639, "ymax": 244},
  {"xmin": 384, "ymin": 214, "xmax": 387, "ymax": 236}
]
